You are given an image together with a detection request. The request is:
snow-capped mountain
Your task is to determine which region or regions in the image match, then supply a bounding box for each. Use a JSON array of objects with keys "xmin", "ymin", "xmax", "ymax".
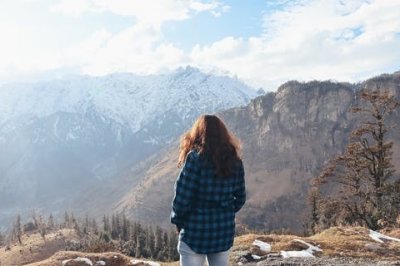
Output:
[
  {"xmin": 0, "ymin": 66, "xmax": 257, "ymax": 229},
  {"xmin": 0, "ymin": 66, "xmax": 254, "ymax": 133}
]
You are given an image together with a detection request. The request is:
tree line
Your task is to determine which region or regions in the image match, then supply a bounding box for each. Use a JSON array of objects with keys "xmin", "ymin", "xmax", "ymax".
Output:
[{"xmin": 3, "ymin": 211, "xmax": 179, "ymax": 262}]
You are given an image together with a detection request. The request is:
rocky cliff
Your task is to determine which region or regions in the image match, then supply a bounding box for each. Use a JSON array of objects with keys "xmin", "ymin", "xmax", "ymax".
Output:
[{"xmin": 119, "ymin": 72, "xmax": 400, "ymax": 233}]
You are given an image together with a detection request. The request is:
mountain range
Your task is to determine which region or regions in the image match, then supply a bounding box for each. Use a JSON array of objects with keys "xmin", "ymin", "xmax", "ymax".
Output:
[
  {"xmin": 116, "ymin": 71, "xmax": 400, "ymax": 233},
  {"xmin": 1, "ymin": 68, "xmax": 399, "ymax": 234},
  {"xmin": 0, "ymin": 66, "xmax": 257, "ymax": 229}
]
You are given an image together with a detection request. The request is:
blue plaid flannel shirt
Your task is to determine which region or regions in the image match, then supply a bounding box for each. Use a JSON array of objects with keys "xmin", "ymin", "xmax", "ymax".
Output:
[{"xmin": 171, "ymin": 150, "xmax": 246, "ymax": 254}]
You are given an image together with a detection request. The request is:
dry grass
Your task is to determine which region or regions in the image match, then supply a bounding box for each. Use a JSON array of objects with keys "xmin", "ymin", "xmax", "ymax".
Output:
[
  {"xmin": 25, "ymin": 251, "xmax": 177, "ymax": 266},
  {"xmin": 233, "ymin": 232, "xmax": 308, "ymax": 253},
  {"xmin": 25, "ymin": 251, "xmax": 132, "ymax": 266},
  {"xmin": 309, "ymin": 227, "xmax": 400, "ymax": 259},
  {"xmin": 0, "ymin": 229, "xmax": 77, "ymax": 266},
  {"xmin": 233, "ymin": 226, "xmax": 400, "ymax": 262},
  {"xmin": 386, "ymin": 228, "xmax": 400, "ymax": 238},
  {"xmin": 0, "ymin": 228, "xmax": 177, "ymax": 266},
  {"xmin": 160, "ymin": 262, "xmax": 179, "ymax": 266},
  {"xmin": 2, "ymin": 226, "xmax": 399, "ymax": 266}
]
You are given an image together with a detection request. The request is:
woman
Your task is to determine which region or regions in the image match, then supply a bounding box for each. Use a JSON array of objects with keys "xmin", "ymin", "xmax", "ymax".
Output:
[{"xmin": 171, "ymin": 115, "xmax": 246, "ymax": 266}]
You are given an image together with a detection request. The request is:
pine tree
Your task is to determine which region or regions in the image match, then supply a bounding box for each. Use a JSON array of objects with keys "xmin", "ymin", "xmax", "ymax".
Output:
[
  {"xmin": 145, "ymin": 225, "xmax": 155, "ymax": 258},
  {"xmin": 131, "ymin": 221, "xmax": 141, "ymax": 244},
  {"xmin": 64, "ymin": 211, "xmax": 70, "ymax": 228},
  {"xmin": 48, "ymin": 213, "xmax": 55, "ymax": 230},
  {"xmin": 121, "ymin": 212, "xmax": 130, "ymax": 241},
  {"xmin": 111, "ymin": 214, "xmax": 118, "ymax": 239},
  {"xmin": 167, "ymin": 230, "xmax": 178, "ymax": 261},
  {"xmin": 100, "ymin": 231, "xmax": 111, "ymax": 243},
  {"xmin": 14, "ymin": 214, "xmax": 22, "ymax": 245},
  {"xmin": 0, "ymin": 230, "xmax": 5, "ymax": 246},
  {"xmin": 102, "ymin": 215, "xmax": 110, "ymax": 233},
  {"xmin": 32, "ymin": 210, "xmax": 40, "ymax": 230},
  {"xmin": 83, "ymin": 214, "xmax": 90, "ymax": 235},
  {"xmin": 159, "ymin": 231, "xmax": 170, "ymax": 260},
  {"xmin": 115, "ymin": 213, "xmax": 121, "ymax": 239},
  {"xmin": 91, "ymin": 218, "xmax": 99, "ymax": 235},
  {"xmin": 154, "ymin": 226, "xmax": 163, "ymax": 260},
  {"xmin": 72, "ymin": 216, "xmax": 82, "ymax": 236},
  {"xmin": 135, "ymin": 233, "xmax": 143, "ymax": 258}
]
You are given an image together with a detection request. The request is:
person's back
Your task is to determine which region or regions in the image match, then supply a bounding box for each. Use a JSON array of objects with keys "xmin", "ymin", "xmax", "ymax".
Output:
[{"xmin": 171, "ymin": 115, "xmax": 246, "ymax": 266}]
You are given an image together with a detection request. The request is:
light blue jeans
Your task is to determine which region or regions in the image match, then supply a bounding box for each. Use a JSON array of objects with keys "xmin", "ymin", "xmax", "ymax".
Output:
[{"xmin": 177, "ymin": 241, "xmax": 230, "ymax": 266}]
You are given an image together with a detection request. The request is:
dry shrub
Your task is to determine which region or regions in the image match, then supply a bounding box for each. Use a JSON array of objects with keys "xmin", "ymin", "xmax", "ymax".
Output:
[
  {"xmin": 83, "ymin": 241, "xmax": 116, "ymax": 253},
  {"xmin": 387, "ymin": 228, "xmax": 400, "ymax": 238}
]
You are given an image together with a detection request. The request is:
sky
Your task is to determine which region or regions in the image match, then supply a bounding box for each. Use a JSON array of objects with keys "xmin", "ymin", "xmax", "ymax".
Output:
[{"xmin": 0, "ymin": 0, "xmax": 399, "ymax": 90}]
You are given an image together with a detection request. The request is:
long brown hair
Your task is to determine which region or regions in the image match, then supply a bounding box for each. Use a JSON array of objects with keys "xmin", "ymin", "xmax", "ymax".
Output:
[{"xmin": 178, "ymin": 115, "xmax": 241, "ymax": 178}]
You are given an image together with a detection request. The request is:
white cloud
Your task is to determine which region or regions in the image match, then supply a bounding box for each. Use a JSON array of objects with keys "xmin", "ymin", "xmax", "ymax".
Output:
[
  {"xmin": 1, "ymin": 0, "xmax": 399, "ymax": 89},
  {"xmin": 50, "ymin": 0, "xmax": 93, "ymax": 17},
  {"xmin": 63, "ymin": 24, "xmax": 188, "ymax": 76},
  {"xmin": 0, "ymin": 0, "xmax": 222, "ymax": 83},
  {"xmin": 190, "ymin": 0, "xmax": 400, "ymax": 89},
  {"xmin": 0, "ymin": 21, "xmax": 61, "ymax": 76},
  {"xmin": 51, "ymin": 0, "xmax": 227, "ymax": 26},
  {"xmin": 46, "ymin": 0, "xmax": 226, "ymax": 76}
]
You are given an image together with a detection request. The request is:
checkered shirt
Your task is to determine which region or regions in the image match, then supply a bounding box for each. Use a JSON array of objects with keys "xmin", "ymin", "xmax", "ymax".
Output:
[{"xmin": 170, "ymin": 150, "xmax": 246, "ymax": 254}]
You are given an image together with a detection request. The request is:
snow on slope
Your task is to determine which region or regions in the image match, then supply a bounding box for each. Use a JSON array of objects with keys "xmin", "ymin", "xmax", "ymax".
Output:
[
  {"xmin": 0, "ymin": 66, "xmax": 256, "ymax": 133},
  {"xmin": 369, "ymin": 230, "xmax": 400, "ymax": 243}
]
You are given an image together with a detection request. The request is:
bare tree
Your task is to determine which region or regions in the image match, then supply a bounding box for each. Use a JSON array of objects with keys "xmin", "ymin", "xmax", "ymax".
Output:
[{"xmin": 314, "ymin": 88, "xmax": 400, "ymax": 230}]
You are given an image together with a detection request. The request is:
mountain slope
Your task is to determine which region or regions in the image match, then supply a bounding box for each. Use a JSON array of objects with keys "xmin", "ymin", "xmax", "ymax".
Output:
[
  {"xmin": 0, "ymin": 66, "xmax": 257, "ymax": 229},
  {"xmin": 119, "ymin": 72, "xmax": 400, "ymax": 232}
]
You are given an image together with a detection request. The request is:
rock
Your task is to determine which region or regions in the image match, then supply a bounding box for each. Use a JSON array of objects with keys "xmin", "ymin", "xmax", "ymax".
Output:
[
  {"xmin": 267, "ymin": 253, "xmax": 282, "ymax": 258},
  {"xmin": 250, "ymin": 246, "xmax": 269, "ymax": 256},
  {"xmin": 252, "ymin": 239, "xmax": 272, "ymax": 253},
  {"xmin": 130, "ymin": 260, "xmax": 160, "ymax": 266},
  {"xmin": 364, "ymin": 243, "xmax": 386, "ymax": 254},
  {"xmin": 239, "ymin": 252, "xmax": 261, "ymax": 263},
  {"xmin": 238, "ymin": 257, "xmax": 248, "ymax": 264},
  {"xmin": 62, "ymin": 257, "xmax": 93, "ymax": 266}
]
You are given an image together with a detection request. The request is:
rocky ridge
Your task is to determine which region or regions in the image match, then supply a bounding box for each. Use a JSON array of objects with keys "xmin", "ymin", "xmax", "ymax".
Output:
[{"xmin": 121, "ymin": 72, "xmax": 400, "ymax": 233}]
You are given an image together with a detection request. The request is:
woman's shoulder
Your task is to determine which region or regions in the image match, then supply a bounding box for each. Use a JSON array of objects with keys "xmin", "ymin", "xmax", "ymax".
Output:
[
  {"xmin": 186, "ymin": 149, "xmax": 212, "ymax": 168},
  {"xmin": 185, "ymin": 149, "xmax": 202, "ymax": 164},
  {"xmin": 234, "ymin": 157, "xmax": 243, "ymax": 167},
  {"xmin": 187, "ymin": 149, "xmax": 200, "ymax": 159}
]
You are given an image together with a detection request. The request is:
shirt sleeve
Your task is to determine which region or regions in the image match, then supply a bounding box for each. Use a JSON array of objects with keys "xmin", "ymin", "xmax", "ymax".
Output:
[
  {"xmin": 170, "ymin": 151, "xmax": 199, "ymax": 229},
  {"xmin": 233, "ymin": 160, "xmax": 246, "ymax": 213}
]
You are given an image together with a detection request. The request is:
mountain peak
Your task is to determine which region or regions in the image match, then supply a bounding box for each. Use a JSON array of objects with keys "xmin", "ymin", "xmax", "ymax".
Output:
[
  {"xmin": 171, "ymin": 66, "xmax": 207, "ymax": 82},
  {"xmin": 174, "ymin": 65, "xmax": 202, "ymax": 75}
]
